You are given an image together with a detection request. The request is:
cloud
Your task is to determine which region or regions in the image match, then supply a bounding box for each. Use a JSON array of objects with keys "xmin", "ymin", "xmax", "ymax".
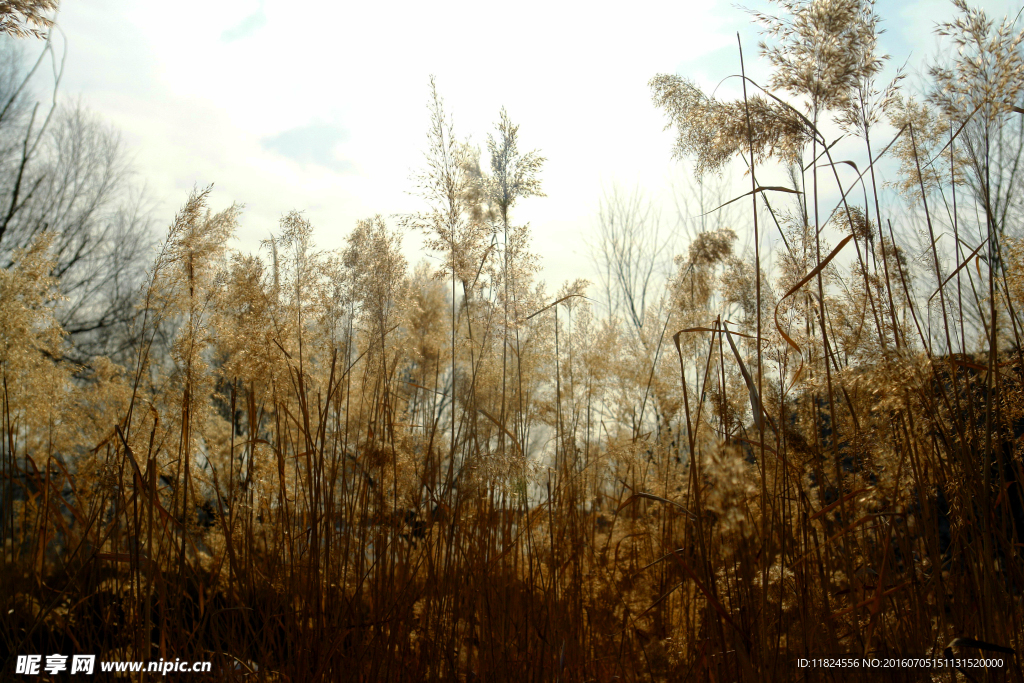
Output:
[
  {"xmin": 221, "ymin": 3, "xmax": 267, "ymax": 43},
  {"xmin": 260, "ymin": 121, "xmax": 354, "ymax": 174}
]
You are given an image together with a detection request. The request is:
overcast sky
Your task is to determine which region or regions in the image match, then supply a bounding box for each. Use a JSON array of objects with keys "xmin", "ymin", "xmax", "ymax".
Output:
[{"xmin": 40, "ymin": 0, "xmax": 1024, "ymax": 294}]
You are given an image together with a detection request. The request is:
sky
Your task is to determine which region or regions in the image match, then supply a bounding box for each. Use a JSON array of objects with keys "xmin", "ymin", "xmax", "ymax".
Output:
[{"xmin": 34, "ymin": 0, "xmax": 1024, "ymax": 296}]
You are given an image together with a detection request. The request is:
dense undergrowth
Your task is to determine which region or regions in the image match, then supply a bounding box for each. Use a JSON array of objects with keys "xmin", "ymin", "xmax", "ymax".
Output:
[{"xmin": 5, "ymin": 0, "xmax": 1024, "ymax": 680}]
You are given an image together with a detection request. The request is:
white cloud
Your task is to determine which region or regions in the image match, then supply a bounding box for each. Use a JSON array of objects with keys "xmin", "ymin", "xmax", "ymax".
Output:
[{"xmin": 48, "ymin": 0, "xmax": 1015, "ymax": 291}]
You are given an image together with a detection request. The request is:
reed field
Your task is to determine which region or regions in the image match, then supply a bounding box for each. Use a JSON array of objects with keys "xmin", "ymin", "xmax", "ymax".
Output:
[{"xmin": 5, "ymin": 0, "xmax": 1024, "ymax": 680}]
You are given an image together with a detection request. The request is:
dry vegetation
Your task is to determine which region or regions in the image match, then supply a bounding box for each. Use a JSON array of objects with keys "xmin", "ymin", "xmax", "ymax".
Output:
[{"xmin": 5, "ymin": 0, "xmax": 1024, "ymax": 680}]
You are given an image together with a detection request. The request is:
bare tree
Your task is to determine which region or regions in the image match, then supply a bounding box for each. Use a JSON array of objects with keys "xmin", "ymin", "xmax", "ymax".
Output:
[
  {"xmin": 0, "ymin": 38, "xmax": 156, "ymax": 362},
  {"xmin": 0, "ymin": 33, "xmax": 62, "ymax": 247},
  {"xmin": 590, "ymin": 172, "xmax": 738, "ymax": 334},
  {"xmin": 589, "ymin": 185, "xmax": 674, "ymax": 331}
]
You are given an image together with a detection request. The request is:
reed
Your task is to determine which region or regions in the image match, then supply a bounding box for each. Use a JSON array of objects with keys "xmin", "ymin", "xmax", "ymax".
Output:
[{"xmin": 3, "ymin": 1, "xmax": 1024, "ymax": 681}]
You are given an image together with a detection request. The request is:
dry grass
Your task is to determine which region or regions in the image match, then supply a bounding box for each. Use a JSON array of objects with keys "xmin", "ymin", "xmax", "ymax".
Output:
[{"xmin": 4, "ymin": 1, "xmax": 1024, "ymax": 681}]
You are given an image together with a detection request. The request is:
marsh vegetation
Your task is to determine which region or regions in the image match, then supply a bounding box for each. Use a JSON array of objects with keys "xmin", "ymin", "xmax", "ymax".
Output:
[{"xmin": 4, "ymin": 0, "xmax": 1024, "ymax": 680}]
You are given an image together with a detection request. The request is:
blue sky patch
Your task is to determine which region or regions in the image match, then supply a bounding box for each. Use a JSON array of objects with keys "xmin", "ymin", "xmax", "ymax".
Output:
[
  {"xmin": 261, "ymin": 121, "xmax": 354, "ymax": 174},
  {"xmin": 222, "ymin": 3, "xmax": 267, "ymax": 43}
]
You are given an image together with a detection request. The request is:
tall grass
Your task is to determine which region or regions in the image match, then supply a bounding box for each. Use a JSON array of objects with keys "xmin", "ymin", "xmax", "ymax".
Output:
[{"xmin": 4, "ymin": 1, "xmax": 1024, "ymax": 681}]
